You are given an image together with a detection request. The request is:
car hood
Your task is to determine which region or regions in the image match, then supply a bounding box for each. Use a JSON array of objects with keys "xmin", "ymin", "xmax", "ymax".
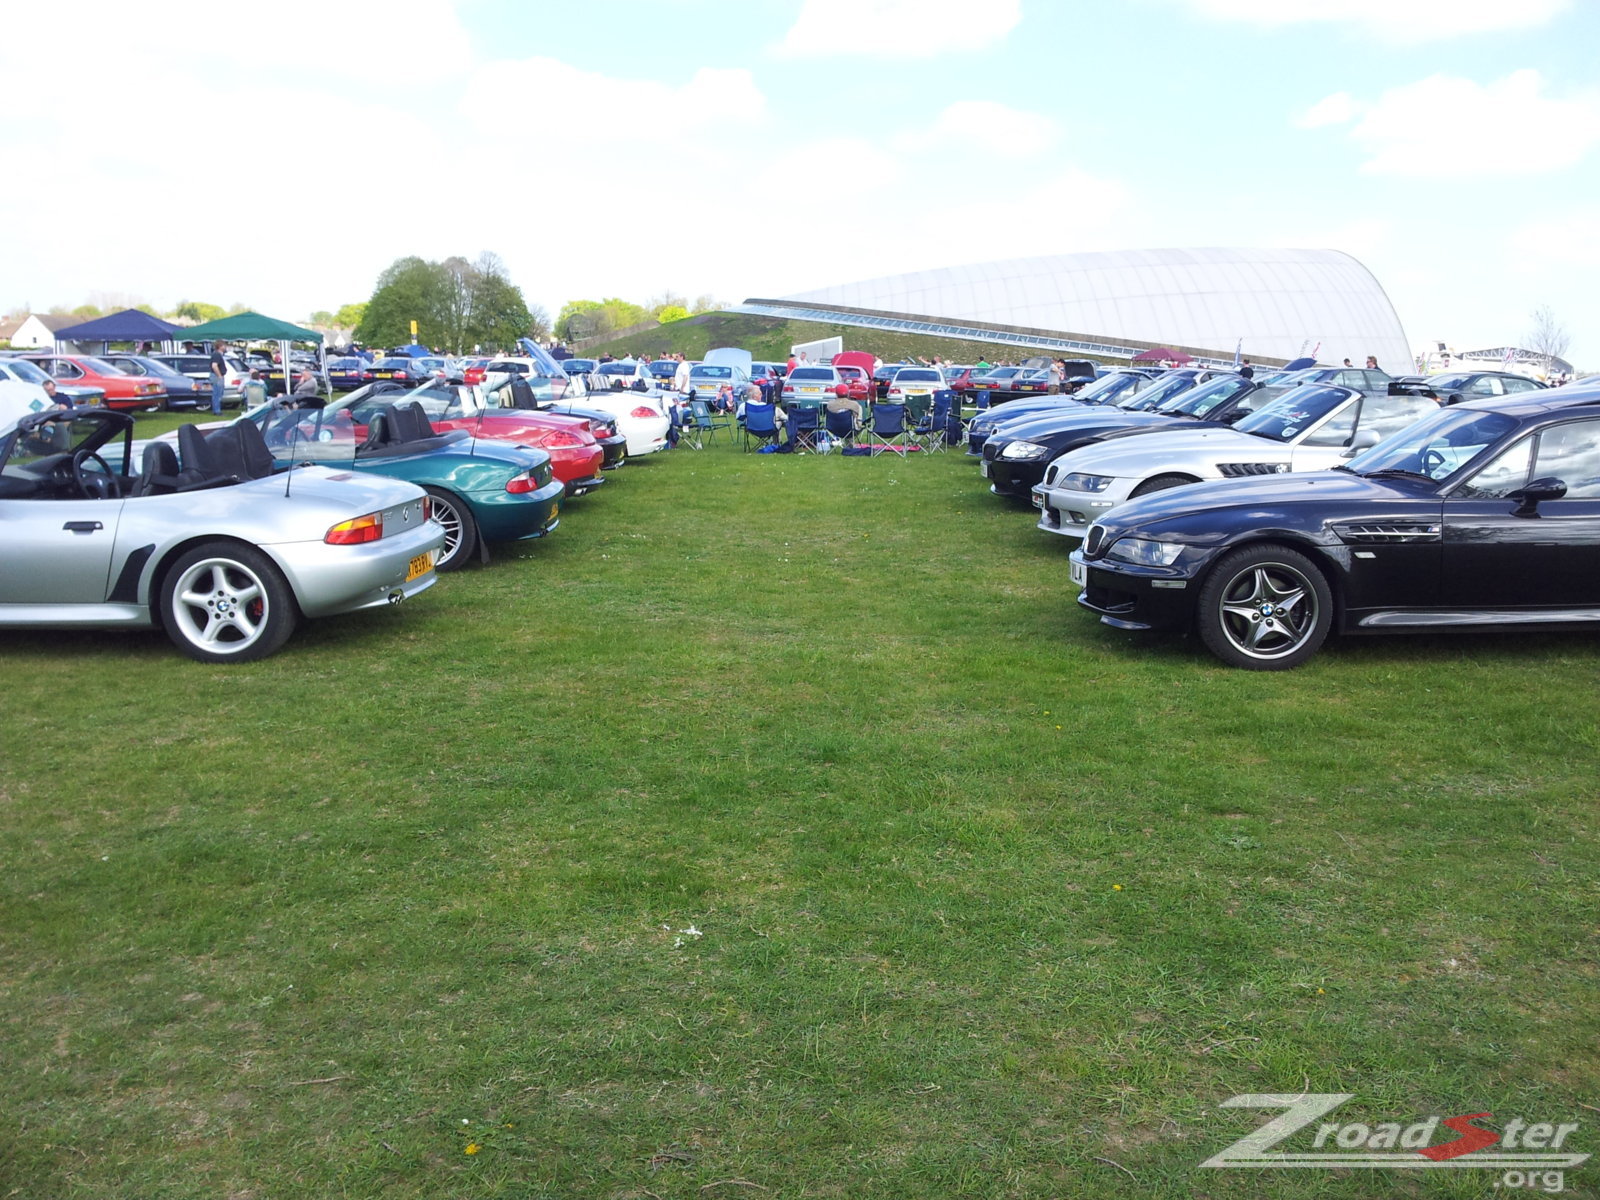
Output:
[
  {"xmin": 1098, "ymin": 470, "xmax": 1436, "ymax": 535},
  {"xmin": 1053, "ymin": 426, "xmax": 1281, "ymax": 474},
  {"xmin": 1005, "ymin": 408, "xmax": 1178, "ymax": 441}
]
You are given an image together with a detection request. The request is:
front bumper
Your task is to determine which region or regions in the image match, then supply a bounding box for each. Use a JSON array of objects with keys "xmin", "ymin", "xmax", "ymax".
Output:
[
  {"xmin": 1033, "ymin": 481, "xmax": 1134, "ymax": 538},
  {"xmin": 1070, "ymin": 549, "xmax": 1197, "ymax": 633},
  {"xmin": 982, "ymin": 455, "xmax": 1047, "ymax": 497}
]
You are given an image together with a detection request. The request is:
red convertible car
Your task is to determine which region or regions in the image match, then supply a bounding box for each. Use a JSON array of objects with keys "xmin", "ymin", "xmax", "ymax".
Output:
[
  {"xmin": 21, "ymin": 354, "xmax": 166, "ymax": 412},
  {"xmin": 338, "ymin": 383, "xmax": 608, "ymax": 496}
]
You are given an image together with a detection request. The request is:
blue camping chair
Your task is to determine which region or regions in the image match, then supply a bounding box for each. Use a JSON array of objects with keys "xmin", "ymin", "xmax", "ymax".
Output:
[
  {"xmin": 684, "ymin": 398, "xmax": 731, "ymax": 449},
  {"xmin": 742, "ymin": 401, "xmax": 781, "ymax": 451},
  {"xmin": 788, "ymin": 405, "xmax": 822, "ymax": 452},
  {"xmin": 863, "ymin": 402, "xmax": 911, "ymax": 454},
  {"xmin": 917, "ymin": 389, "xmax": 961, "ymax": 453},
  {"xmin": 823, "ymin": 405, "xmax": 858, "ymax": 449}
]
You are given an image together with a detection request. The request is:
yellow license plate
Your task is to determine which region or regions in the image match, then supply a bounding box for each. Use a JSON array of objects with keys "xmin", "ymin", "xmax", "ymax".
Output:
[{"xmin": 405, "ymin": 551, "xmax": 434, "ymax": 581}]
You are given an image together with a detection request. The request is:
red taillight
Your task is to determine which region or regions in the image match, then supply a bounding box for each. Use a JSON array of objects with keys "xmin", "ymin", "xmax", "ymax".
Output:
[
  {"xmin": 783, "ymin": 384, "xmax": 794, "ymax": 394},
  {"xmin": 540, "ymin": 429, "xmax": 585, "ymax": 448},
  {"xmin": 505, "ymin": 470, "xmax": 538, "ymax": 494},
  {"xmin": 325, "ymin": 512, "xmax": 383, "ymax": 544},
  {"xmin": 630, "ymin": 406, "xmax": 657, "ymax": 419}
]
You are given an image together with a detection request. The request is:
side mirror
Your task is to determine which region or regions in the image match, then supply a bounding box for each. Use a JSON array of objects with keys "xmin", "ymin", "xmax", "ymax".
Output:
[
  {"xmin": 1340, "ymin": 428, "xmax": 1380, "ymax": 458},
  {"xmin": 1509, "ymin": 476, "xmax": 1567, "ymax": 518}
]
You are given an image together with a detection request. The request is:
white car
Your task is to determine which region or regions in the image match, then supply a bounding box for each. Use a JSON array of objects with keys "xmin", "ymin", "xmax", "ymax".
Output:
[
  {"xmin": 886, "ymin": 366, "xmax": 946, "ymax": 405},
  {"xmin": 592, "ymin": 359, "xmax": 656, "ymax": 393},
  {"xmin": 782, "ymin": 365, "xmax": 843, "ymax": 404},
  {"xmin": 684, "ymin": 362, "xmax": 748, "ymax": 406},
  {"xmin": 481, "ymin": 357, "xmax": 670, "ymax": 457},
  {"xmin": 1033, "ymin": 384, "xmax": 1440, "ymax": 538}
]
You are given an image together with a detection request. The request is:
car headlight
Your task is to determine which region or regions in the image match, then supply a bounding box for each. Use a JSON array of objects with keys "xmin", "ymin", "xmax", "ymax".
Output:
[
  {"xmin": 1106, "ymin": 537, "xmax": 1186, "ymax": 567},
  {"xmin": 1058, "ymin": 472, "xmax": 1114, "ymax": 492},
  {"xmin": 1000, "ymin": 440, "xmax": 1049, "ymax": 460}
]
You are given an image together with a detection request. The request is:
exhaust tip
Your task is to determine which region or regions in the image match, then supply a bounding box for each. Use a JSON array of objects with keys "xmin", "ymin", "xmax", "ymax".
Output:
[{"xmin": 387, "ymin": 590, "xmax": 405, "ymax": 605}]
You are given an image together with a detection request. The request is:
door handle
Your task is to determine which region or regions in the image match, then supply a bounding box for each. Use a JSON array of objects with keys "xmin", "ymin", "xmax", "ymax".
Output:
[{"xmin": 63, "ymin": 520, "xmax": 103, "ymax": 533}]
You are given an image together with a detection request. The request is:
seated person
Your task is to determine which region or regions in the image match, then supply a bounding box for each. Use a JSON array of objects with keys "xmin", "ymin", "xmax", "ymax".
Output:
[
  {"xmin": 736, "ymin": 383, "xmax": 784, "ymax": 426},
  {"xmin": 824, "ymin": 389, "xmax": 863, "ymax": 429}
]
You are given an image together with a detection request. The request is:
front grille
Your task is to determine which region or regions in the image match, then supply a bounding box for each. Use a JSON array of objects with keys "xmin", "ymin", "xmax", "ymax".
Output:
[
  {"xmin": 1044, "ymin": 464, "xmax": 1059, "ymax": 485},
  {"xmin": 1084, "ymin": 524, "xmax": 1108, "ymax": 557}
]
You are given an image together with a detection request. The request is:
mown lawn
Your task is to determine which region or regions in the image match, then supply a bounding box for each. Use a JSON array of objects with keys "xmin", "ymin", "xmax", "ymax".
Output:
[{"xmin": 2, "ymin": 429, "xmax": 1597, "ymax": 1199}]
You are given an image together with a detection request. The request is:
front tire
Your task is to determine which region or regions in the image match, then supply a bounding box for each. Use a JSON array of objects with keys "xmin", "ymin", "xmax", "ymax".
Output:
[
  {"xmin": 160, "ymin": 543, "xmax": 299, "ymax": 663},
  {"xmin": 1196, "ymin": 544, "xmax": 1332, "ymax": 670},
  {"xmin": 425, "ymin": 487, "xmax": 479, "ymax": 571}
]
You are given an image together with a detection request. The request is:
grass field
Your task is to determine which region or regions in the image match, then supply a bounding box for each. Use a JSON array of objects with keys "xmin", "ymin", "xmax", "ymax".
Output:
[{"xmin": 2, "ymin": 421, "xmax": 1597, "ymax": 1199}]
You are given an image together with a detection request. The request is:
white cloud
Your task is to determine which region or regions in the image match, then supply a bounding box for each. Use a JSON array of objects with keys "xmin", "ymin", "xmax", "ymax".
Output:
[
  {"xmin": 459, "ymin": 58, "xmax": 766, "ymax": 132},
  {"xmin": 778, "ymin": 0, "xmax": 1021, "ymax": 58},
  {"xmin": 1344, "ymin": 71, "xmax": 1600, "ymax": 175},
  {"xmin": 1295, "ymin": 91, "xmax": 1358, "ymax": 129},
  {"xmin": 1508, "ymin": 210, "xmax": 1600, "ymax": 271},
  {"xmin": 893, "ymin": 100, "xmax": 1059, "ymax": 157},
  {"xmin": 1175, "ymin": 0, "xmax": 1570, "ymax": 42}
]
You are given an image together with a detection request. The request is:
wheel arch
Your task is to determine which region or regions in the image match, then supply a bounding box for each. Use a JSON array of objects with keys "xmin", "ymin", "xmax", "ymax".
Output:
[
  {"xmin": 146, "ymin": 535, "xmax": 300, "ymax": 632},
  {"xmin": 1194, "ymin": 534, "xmax": 1347, "ymax": 627}
]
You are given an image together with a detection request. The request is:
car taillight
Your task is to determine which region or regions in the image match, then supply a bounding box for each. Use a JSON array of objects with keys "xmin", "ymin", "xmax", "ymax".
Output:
[
  {"xmin": 506, "ymin": 470, "xmax": 541, "ymax": 494},
  {"xmin": 421, "ymin": 496, "xmax": 432, "ymax": 522},
  {"xmin": 630, "ymin": 406, "xmax": 657, "ymax": 419},
  {"xmin": 325, "ymin": 512, "xmax": 383, "ymax": 544},
  {"xmin": 783, "ymin": 384, "xmax": 794, "ymax": 394},
  {"xmin": 541, "ymin": 429, "xmax": 585, "ymax": 448}
]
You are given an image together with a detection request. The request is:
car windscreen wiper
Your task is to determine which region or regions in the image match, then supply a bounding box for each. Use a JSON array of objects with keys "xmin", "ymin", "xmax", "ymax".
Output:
[{"xmin": 1361, "ymin": 468, "xmax": 1436, "ymax": 482}]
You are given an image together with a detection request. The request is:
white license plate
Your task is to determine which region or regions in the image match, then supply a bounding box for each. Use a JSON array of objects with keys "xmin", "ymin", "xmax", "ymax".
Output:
[
  {"xmin": 979, "ymin": 461, "xmax": 989, "ymax": 478},
  {"xmin": 1070, "ymin": 559, "xmax": 1087, "ymax": 587}
]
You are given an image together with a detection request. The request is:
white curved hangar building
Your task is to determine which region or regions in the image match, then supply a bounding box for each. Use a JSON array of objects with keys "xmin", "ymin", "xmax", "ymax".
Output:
[{"xmin": 735, "ymin": 247, "xmax": 1411, "ymax": 370}]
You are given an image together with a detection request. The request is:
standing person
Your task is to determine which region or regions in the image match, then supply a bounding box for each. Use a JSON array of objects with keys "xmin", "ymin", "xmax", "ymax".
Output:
[
  {"xmin": 673, "ymin": 357, "xmax": 692, "ymax": 395},
  {"xmin": 1342, "ymin": 358, "xmax": 1352, "ymax": 367},
  {"xmin": 1047, "ymin": 358, "xmax": 1064, "ymax": 394},
  {"xmin": 786, "ymin": 352, "xmax": 798, "ymax": 373},
  {"xmin": 209, "ymin": 341, "xmax": 228, "ymax": 414},
  {"xmin": 1365, "ymin": 355, "xmax": 1380, "ymax": 370},
  {"xmin": 1239, "ymin": 358, "xmax": 1254, "ymax": 380}
]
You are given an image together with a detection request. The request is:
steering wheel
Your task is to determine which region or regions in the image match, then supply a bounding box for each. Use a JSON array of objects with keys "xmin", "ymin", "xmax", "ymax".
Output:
[
  {"xmin": 71, "ymin": 448, "xmax": 122, "ymax": 499},
  {"xmin": 1420, "ymin": 448, "xmax": 1447, "ymax": 476}
]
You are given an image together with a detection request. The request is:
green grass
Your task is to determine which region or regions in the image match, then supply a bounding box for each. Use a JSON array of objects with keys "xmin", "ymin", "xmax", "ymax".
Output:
[
  {"xmin": 580, "ymin": 311, "xmax": 1094, "ymax": 369},
  {"xmin": 2, "ymin": 438, "xmax": 1597, "ymax": 1199}
]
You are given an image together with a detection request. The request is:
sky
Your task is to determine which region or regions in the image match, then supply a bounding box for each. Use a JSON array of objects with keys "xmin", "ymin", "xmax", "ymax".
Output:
[{"xmin": 3, "ymin": 0, "xmax": 1597, "ymax": 365}]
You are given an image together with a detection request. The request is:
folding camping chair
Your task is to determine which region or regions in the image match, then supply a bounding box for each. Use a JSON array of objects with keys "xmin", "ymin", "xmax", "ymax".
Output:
[
  {"xmin": 684, "ymin": 398, "xmax": 731, "ymax": 449},
  {"xmin": 823, "ymin": 405, "xmax": 858, "ymax": 450},
  {"xmin": 916, "ymin": 390, "xmax": 961, "ymax": 453},
  {"xmin": 742, "ymin": 401, "xmax": 781, "ymax": 451},
  {"xmin": 862, "ymin": 402, "xmax": 912, "ymax": 455},
  {"xmin": 788, "ymin": 405, "xmax": 822, "ymax": 452}
]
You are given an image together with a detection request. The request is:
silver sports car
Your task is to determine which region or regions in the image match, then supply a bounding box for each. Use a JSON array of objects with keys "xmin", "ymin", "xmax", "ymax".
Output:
[{"xmin": 0, "ymin": 406, "xmax": 445, "ymax": 662}]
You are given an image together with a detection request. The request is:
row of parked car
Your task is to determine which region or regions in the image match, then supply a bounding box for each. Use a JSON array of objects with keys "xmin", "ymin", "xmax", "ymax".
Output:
[
  {"xmin": 0, "ymin": 343, "xmax": 681, "ymax": 663},
  {"xmin": 963, "ymin": 363, "xmax": 1600, "ymax": 670}
]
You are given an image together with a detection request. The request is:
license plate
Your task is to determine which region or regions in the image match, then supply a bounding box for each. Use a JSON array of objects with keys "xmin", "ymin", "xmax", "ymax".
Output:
[
  {"xmin": 405, "ymin": 551, "xmax": 434, "ymax": 581},
  {"xmin": 979, "ymin": 461, "xmax": 990, "ymax": 478},
  {"xmin": 1070, "ymin": 559, "xmax": 1087, "ymax": 587},
  {"xmin": 800, "ymin": 386, "xmax": 820, "ymax": 394}
]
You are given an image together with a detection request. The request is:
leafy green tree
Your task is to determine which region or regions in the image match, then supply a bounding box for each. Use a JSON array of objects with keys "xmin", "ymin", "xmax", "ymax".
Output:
[
  {"xmin": 334, "ymin": 302, "xmax": 367, "ymax": 330},
  {"xmin": 71, "ymin": 304, "xmax": 102, "ymax": 319},
  {"xmin": 357, "ymin": 256, "xmax": 443, "ymax": 347},
  {"xmin": 308, "ymin": 310, "xmax": 335, "ymax": 327},
  {"xmin": 556, "ymin": 299, "xmax": 603, "ymax": 341},
  {"xmin": 656, "ymin": 305, "xmax": 690, "ymax": 324},
  {"xmin": 175, "ymin": 300, "xmax": 227, "ymax": 323}
]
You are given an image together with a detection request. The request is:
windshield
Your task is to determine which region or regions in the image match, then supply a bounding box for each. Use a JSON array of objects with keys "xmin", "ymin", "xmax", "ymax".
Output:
[
  {"xmin": 79, "ymin": 357, "xmax": 125, "ymax": 375},
  {"xmin": 1119, "ymin": 374, "xmax": 1194, "ymax": 411},
  {"xmin": 1074, "ymin": 372, "xmax": 1142, "ymax": 403},
  {"xmin": 691, "ymin": 365, "xmax": 734, "ymax": 380},
  {"xmin": 1344, "ymin": 407, "xmax": 1520, "ymax": 481},
  {"xmin": 564, "ymin": 359, "xmax": 597, "ymax": 373},
  {"xmin": 1163, "ymin": 375, "xmax": 1252, "ymax": 417},
  {"xmin": 597, "ymin": 362, "xmax": 637, "ymax": 376},
  {"xmin": 896, "ymin": 369, "xmax": 941, "ymax": 382},
  {"xmin": 250, "ymin": 404, "xmax": 359, "ymax": 465},
  {"xmin": 3, "ymin": 359, "xmax": 52, "ymax": 385},
  {"xmin": 373, "ymin": 358, "xmax": 412, "ymax": 369},
  {"xmin": 789, "ymin": 368, "xmax": 835, "ymax": 382},
  {"xmin": 1234, "ymin": 385, "xmax": 1353, "ymax": 443}
]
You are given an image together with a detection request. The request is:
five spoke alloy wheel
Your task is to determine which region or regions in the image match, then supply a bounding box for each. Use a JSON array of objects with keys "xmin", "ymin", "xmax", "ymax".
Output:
[
  {"xmin": 159, "ymin": 542, "xmax": 298, "ymax": 663},
  {"xmin": 1196, "ymin": 543, "xmax": 1333, "ymax": 670}
]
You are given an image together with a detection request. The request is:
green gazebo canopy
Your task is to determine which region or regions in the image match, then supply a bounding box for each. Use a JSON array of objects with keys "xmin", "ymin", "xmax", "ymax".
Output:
[{"xmin": 176, "ymin": 311, "xmax": 323, "ymax": 344}]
